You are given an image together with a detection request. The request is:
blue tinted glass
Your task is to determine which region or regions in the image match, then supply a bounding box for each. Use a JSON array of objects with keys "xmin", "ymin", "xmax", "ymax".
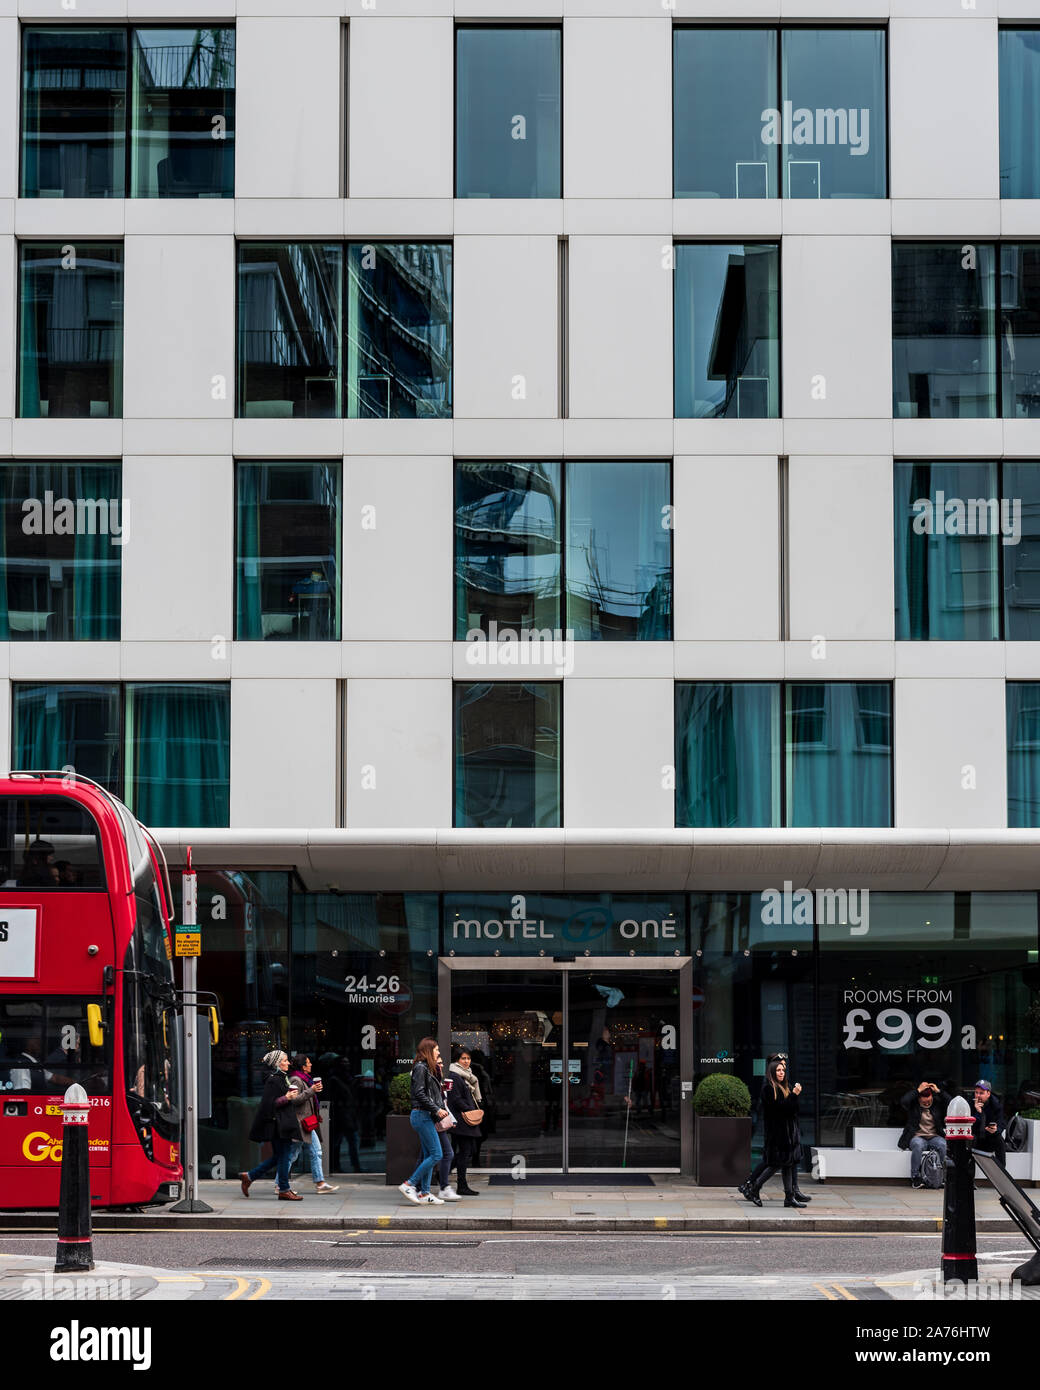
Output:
[
  {"xmin": 1001, "ymin": 243, "xmax": 1040, "ymax": 418},
  {"xmin": 1007, "ymin": 683, "xmax": 1040, "ymax": 826},
  {"xmin": 674, "ymin": 28, "xmax": 777, "ymax": 199},
  {"xmin": 237, "ymin": 243, "xmax": 342, "ymax": 419},
  {"xmin": 786, "ymin": 684, "xmax": 891, "ymax": 828},
  {"xmin": 892, "ymin": 243, "xmax": 997, "ymax": 420},
  {"xmin": 347, "ymin": 243, "xmax": 452, "ymax": 419},
  {"xmin": 893, "ymin": 461, "xmax": 1000, "ymax": 640},
  {"xmin": 456, "ymin": 27, "xmax": 561, "ymax": 198},
  {"xmin": 127, "ymin": 683, "xmax": 230, "ymax": 828},
  {"xmin": 18, "ymin": 243, "xmax": 124, "ymax": 419},
  {"xmin": 455, "ymin": 461, "xmax": 561, "ymax": 640},
  {"xmin": 12, "ymin": 683, "xmax": 121, "ymax": 790},
  {"xmin": 675, "ymin": 683, "xmax": 780, "ymax": 828},
  {"xmin": 21, "ymin": 28, "xmax": 127, "ymax": 198},
  {"xmin": 780, "ymin": 28, "xmax": 886, "ymax": 199},
  {"xmin": 675, "ymin": 243, "xmax": 779, "ymax": 418},
  {"xmin": 454, "ymin": 682, "xmax": 560, "ymax": 828},
  {"xmin": 1003, "ymin": 462, "xmax": 1040, "ymax": 638},
  {"xmin": 565, "ymin": 461, "xmax": 671, "ymax": 640},
  {"xmin": 1000, "ymin": 29, "xmax": 1040, "ymax": 198},
  {"xmin": 236, "ymin": 462, "xmax": 341, "ymax": 641}
]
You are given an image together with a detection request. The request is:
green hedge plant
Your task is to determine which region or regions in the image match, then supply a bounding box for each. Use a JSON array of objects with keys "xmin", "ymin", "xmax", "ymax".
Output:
[
  {"xmin": 389, "ymin": 1073, "xmax": 412, "ymax": 1115},
  {"xmin": 693, "ymin": 1073, "xmax": 752, "ymax": 1118}
]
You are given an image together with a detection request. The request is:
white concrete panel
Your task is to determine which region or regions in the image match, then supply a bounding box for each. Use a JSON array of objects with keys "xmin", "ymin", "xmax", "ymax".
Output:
[
  {"xmin": 235, "ymin": 200, "xmax": 344, "ymax": 239},
  {"xmin": 346, "ymin": 200, "xmax": 453, "ymax": 239},
  {"xmin": 783, "ymin": 642, "xmax": 895, "ymax": 680},
  {"xmin": 231, "ymin": 680, "xmax": 338, "ymax": 829},
  {"xmin": 563, "ymin": 419, "xmax": 673, "ymax": 455},
  {"xmin": 673, "ymin": 201, "xmax": 782, "ymax": 239},
  {"xmin": 348, "ymin": 19, "xmax": 452, "ymax": 198},
  {"xmin": 891, "ymin": 200, "xmax": 1001, "ymax": 237},
  {"xmin": 890, "ymin": 19, "xmax": 999, "ymax": 200},
  {"xmin": 563, "ymin": 679, "xmax": 674, "ymax": 829},
  {"xmin": 788, "ymin": 456, "xmax": 894, "ymax": 641},
  {"xmin": 782, "ymin": 420, "xmax": 894, "ymax": 457},
  {"xmin": 342, "ymin": 420, "xmax": 453, "ymax": 456},
  {"xmin": 233, "ymin": 420, "xmax": 344, "ymax": 458},
  {"xmin": 780, "ymin": 202, "xmax": 891, "ymax": 237},
  {"xmin": 342, "ymin": 642, "xmax": 451, "ymax": 679},
  {"xmin": 567, "ymin": 237, "xmax": 671, "ymax": 419},
  {"xmin": 895, "ymin": 643, "xmax": 1006, "ymax": 679},
  {"xmin": 231, "ymin": 644, "xmax": 342, "ymax": 679},
  {"xmin": 124, "ymin": 202, "xmax": 235, "ymax": 236},
  {"xmin": 564, "ymin": 200, "xmax": 672, "ymax": 235},
  {"xmin": 0, "ymin": 20, "xmax": 16, "ymax": 200},
  {"xmin": 345, "ymin": 679, "xmax": 452, "ymax": 827},
  {"xmin": 123, "ymin": 236, "xmax": 233, "ymax": 419},
  {"xmin": 564, "ymin": 20, "xmax": 671, "ymax": 199},
  {"xmin": 893, "ymin": 420, "xmax": 1005, "ymax": 458},
  {"xmin": 121, "ymin": 456, "xmax": 232, "ymax": 642},
  {"xmin": 674, "ymin": 456, "xmax": 779, "ymax": 642},
  {"xmin": 674, "ymin": 419, "xmax": 784, "ymax": 457},
  {"xmin": 15, "ymin": 202, "xmax": 124, "ymax": 238},
  {"xmin": 782, "ymin": 237, "xmax": 891, "ymax": 419},
  {"xmin": 895, "ymin": 679, "xmax": 1007, "ymax": 829},
  {"xmin": 343, "ymin": 456, "xmax": 452, "ymax": 641},
  {"xmin": 454, "ymin": 419, "xmax": 564, "ymax": 459},
  {"xmin": 454, "ymin": 202, "xmax": 563, "ymax": 237},
  {"xmin": 122, "ymin": 419, "xmax": 234, "ymax": 456},
  {"xmin": 9, "ymin": 644, "xmax": 120, "ymax": 680},
  {"xmin": 236, "ymin": 19, "xmax": 343, "ymax": 198},
  {"xmin": 119, "ymin": 643, "xmax": 226, "ymax": 680},
  {"xmin": 11, "ymin": 421, "xmax": 123, "ymax": 456},
  {"xmin": 454, "ymin": 236, "xmax": 558, "ymax": 419}
]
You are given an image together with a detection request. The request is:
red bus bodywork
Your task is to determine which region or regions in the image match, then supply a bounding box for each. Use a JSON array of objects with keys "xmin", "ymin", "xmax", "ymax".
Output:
[{"xmin": 0, "ymin": 776, "xmax": 182, "ymax": 1209}]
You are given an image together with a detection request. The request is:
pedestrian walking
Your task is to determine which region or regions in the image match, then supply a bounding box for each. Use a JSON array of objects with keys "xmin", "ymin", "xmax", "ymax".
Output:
[
  {"xmin": 738, "ymin": 1054, "xmax": 810, "ymax": 1208},
  {"xmin": 286, "ymin": 1054, "xmax": 339, "ymax": 1193},
  {"xmin": 239, "ymin": 1049, "xmax": 310, "ymax": 1201},
  {"xmin": 446, "ymin": 1049, "xmax": 484, "ymax": 1195},
  {"xmin": 398, "ymin": 1037, "xmax": 449, "ymax": 1206}
]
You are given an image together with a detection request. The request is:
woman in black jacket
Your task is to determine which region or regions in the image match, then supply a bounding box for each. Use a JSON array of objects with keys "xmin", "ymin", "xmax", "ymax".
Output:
[
  {"xmin": 445, "ymin": 1050, "xmax": 483, "ymax": 1196},
  {"xmin": 738, "ymin": 1055, "xmax": 811, "ymax": 1209},
  {"xmin": 240, "ymin": 1049, "xmax": 311, "ymax": 1200},
  {"xmin": 399, "ymin": 1037, "xmax": 449, "ymax": 1205}
]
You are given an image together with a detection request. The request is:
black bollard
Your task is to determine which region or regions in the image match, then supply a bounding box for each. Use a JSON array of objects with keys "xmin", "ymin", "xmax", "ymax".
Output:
[
  {"xmin": 54, "ymin": 1083, "xmax": 94, "ymax": 1274},
  {"xmin": 941, "ymin": 1095, "xmax": 977, "ymax": 1285}
]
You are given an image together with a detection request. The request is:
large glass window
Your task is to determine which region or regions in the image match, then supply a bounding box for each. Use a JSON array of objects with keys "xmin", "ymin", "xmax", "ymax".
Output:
[
  {"xmin": 1008, "ymin": 682, "xmax": 1040, "ymax": 827},
  {"xmin": 456, "ymin": 26, "xmax": 561, "ymax": 199},
  {"xmin": 12, "ymin": 684, "xmax": 121, "ymax": 792},
  {"xmin": 1004, "ymin": 462, "xmax": 1040, "ymax": 638},
  {"xmin": 1000, "ymin": 28, "xmax": 1040, "ymax": 199},
  {"xmin": 673, "ymin": 26, "xmax": 885, "ymax": 200},
  {"xmin": 674, "ymin": 243, "xmax": 779, "ymax": 419},
  {"xmin": 19, "ymin": 243, "xmax": 123, "ymax": 419},
  {"xmin": 235, "ymin": 462, "xmax": 341, "ymax": 641},
  {"xmin": 0, "ymin": 461, "xmax": 122, "ymax": 641},
  {"xmin": 20, "ymin": 25, "xmax": 235, "ymax": 199},
  {"xmin": 454, "ymin": 682, "xmax": 561, "ymax": 828},
  {"xmin": 130, "ymin": 28, "xmax": 235, "ymax": 198},
  {"xmin": 675, "ymin": 683, "xmax": 780, "ymax": 828},
  {"xmin": 1001, "ymin": 243, "xmax": 1040, "ymax": 417},
  {"xmin": 786, "ymin": 683, "xmax": 892, "ymax": 828}
]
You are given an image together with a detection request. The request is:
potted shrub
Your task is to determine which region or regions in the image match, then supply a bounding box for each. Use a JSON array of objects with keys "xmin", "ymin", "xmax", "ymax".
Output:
[
  {"xmin": 692, "ymin": 1073, "xmax": 752, "ymax": 1187},
  {"xmin": 384, "ymin": 1072, "xmax": 420, "ymax": 1186}
]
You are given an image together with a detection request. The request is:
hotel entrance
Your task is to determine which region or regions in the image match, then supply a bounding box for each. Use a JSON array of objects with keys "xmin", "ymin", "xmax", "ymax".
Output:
[{"xmin": 439, "ymin": 958, "xmax": 693, "ymax": 1173}]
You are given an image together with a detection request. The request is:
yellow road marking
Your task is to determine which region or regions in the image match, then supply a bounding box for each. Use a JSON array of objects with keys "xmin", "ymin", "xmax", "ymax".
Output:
[
  {"xmin": 154, "ymin": 1275, "xmax": 200, "ymax": 1283},
  {"xmin": 654, "ymin": 1218, "xmax": 668, "ymax": 1229},
  {"xmin": 833, "ymin": 1283, "xmax": 858, "ymax": 1301},
  {"xmin": 247, "ymin": 1278, "xmax": 271, "ymax": 1300},
  {"xmin": 813, "ymin": 1283, "xmax": 839, "ymax": 1300},
  {"xmin": 222, "ymin": 1276, "xmax": 251, "ymax": 1300},
  {"xmin": 376, "ymin": 1216, "xmax": 391, "ymax": 1227}
]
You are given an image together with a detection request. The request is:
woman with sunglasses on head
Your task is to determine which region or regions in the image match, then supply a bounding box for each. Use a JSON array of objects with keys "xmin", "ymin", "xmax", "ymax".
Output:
[{"xmin": 738, "ymin": 1054, "xmax": 811, "ymax": 1209}]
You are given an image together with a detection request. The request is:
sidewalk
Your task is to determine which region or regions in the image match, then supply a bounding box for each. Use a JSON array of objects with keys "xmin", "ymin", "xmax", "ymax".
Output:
[{"xmin": 0, "ymin": 1176, "xmax": 1026, "ymax": 1232}]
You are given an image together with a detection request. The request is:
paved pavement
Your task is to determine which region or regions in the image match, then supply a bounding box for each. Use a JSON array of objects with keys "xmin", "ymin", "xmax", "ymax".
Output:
[{"xmin": 0, "ymin": 1174, "xmax": 1028, "ymax": 1232}]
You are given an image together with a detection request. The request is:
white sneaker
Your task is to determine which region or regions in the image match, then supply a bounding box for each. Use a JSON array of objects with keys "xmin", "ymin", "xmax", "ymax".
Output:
[
  {"xmin": 440, "ymin": 1185, "xmax": 461, "ymax": 1201},
  {"xmin": 398, "ymin": 1182, "xmax": 421, "ymax": 1205},
  {"xmin": 418, "ymin": 1192, "xmax": 445, "ymax": 1205}
]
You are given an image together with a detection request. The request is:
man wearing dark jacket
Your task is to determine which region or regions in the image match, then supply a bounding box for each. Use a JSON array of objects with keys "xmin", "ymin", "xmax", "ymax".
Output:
[
  {"xmin": 971, "ymin": 1079, "xmax": 1006, "ymax": 1170},
  {"xmin": 899, "ymin": 1081, "xmax": 951, "ymax": 1188}
]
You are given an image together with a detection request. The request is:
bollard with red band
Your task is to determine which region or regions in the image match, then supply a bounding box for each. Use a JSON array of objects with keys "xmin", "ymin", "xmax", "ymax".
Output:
[
  {"xmin": 941, "ymin": 1094, "xmax": 978, "ymax": 1284},
  {"xmin": 54, "ymin": 1083, "xmax": 94, "ymax": 1273}
]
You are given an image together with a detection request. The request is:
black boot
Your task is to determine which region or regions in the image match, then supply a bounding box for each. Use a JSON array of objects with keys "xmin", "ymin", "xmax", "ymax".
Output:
[
  {"xmin": 784, "ymin": 1194, "xmax": 808, "ymax": 1208},
  {"xmin": 791, "ymin": 1187, "xmax": 812, "ymax": 1202},
  {"xmin": 739, "ymin": 1180, "xmax": 763, "ymax": 1208},
  {"xmin": 457, "ymin": 1182, "xmax": 479, "ymax": 1196}
]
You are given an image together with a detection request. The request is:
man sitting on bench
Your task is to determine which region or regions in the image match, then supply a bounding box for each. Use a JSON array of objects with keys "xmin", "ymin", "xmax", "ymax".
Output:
[
  {"xmin": 899, "ymin": 1080, "xmax": 951, "ymax": 1188},
  {"xmin": 971, "ymin": 1078, "xmax": 1007, "ymax": 1170}
]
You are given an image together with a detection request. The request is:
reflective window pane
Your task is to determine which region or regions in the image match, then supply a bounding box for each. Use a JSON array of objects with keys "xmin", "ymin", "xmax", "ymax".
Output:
[
  {"xmin": 892, "ymin": 242, "xmax": 997, "ymax": 420},
  {"xmin": 674, "ymin": 28, "xmax": 777, "ymax": 199},
  {"xmin": 236, "ymin": 462, "xmax": 341, "ymax": 641},
  {"xmin": 237, "ymin": 243, "xmax": 343, "ymax": 419},
  {"xmin": 0, "ymin": 461, "xmax": 122, "ymax": 641},
  {"xmin": 126, "ymin": 683, "xmax": 230, "ymax": 827},
  {"xmin": 19, "ymin": 243, "xmax": 124, "ymax": 419},
  {"xmin": 1007, "ymin": 683, "xmax": 1040, "ymax": 826},
  {"xmin": 12, "ymin": 683, "xmax": 121, "ymax": 791},
  {"xmin": 1003, "ymin": 462, "xmax": 1040, "ymax": 639},
  {"xmin": 780, "ymin": 28, "xmax": 886, "ymax": 199},
  {"xmin": 1000, "ymin": 29, "xmax": 1040, "ymax": 198},
  {"xmin": 565, "ymin": 461, "xmax": 672, "ymax": 640},
  {"xmin": 347, "ymin": 243, "xmax": 452, "ymax": 419},
  {"xmin": 456, "ymin": 26, "xmax": 561, "ymax": 199},
  {"xmin": 454, "ymin": 461, "xmax": 561, "ymax": 639},
  {"xmin": 893, "ymin": 461, "xmax": 1000, "ymax": 641},
  {"xmin": 674, "ymin": 243, "xmax": 779, "ymax": 418},
  {"xmin": 675, "ymin": 683, "xmax": 780, "ymax": 828},
  {"xmin": 454, "ymin": 682, "xmax": 561, "ymax": 828},
  {"xmin": 1001, "ymin": 243, "xmax": 1040, "ymax": 418},
  {"xmin": 786, "ymin": 683, "xmax": 892, "ymax": 828},
  {"xmin": 21, "ymin": 27, "xmax": 126, "ymax": 198},
  {"xmin": 130, "ymin": 27, "xmax": 235, "ymax": 198}
]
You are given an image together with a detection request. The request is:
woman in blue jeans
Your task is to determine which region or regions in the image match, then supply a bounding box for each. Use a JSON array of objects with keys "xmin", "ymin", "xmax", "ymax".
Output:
[{"xmin": 399, "ymin": 1037, "xmax": 448, "ymax": 1205}]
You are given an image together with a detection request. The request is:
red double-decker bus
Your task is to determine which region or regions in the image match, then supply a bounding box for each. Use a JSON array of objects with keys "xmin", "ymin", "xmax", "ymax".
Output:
[{"xmin": 0, "ymin": 774, "xmax": 183, "ymax": 1209}]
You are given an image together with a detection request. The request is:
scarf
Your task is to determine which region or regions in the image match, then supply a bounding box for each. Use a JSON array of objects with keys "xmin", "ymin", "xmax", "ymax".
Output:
[{"xmin": 450, "ymin": 1061, "xmax": 481, "ymax": 1104}]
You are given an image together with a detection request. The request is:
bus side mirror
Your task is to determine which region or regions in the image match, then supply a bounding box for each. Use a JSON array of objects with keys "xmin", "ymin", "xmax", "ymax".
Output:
[
  {"xmin": 209, "ymin": 1006, "xmax": 220, "ymax": 1046},
  {"xmin": 86, "ymin": 1003, "xmax": 104, "ymax": 1048}
]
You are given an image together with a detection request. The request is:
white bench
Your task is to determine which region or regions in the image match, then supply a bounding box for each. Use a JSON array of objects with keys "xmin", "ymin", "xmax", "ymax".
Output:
[{"xmin": 812, "ymin": 1120, "xmax": 1040, "ymax": 1183}]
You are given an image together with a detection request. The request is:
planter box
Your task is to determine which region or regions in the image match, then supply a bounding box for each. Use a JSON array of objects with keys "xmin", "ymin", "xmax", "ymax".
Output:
[
  {"xmin": 384, "ymin": 1113, "xmax": 420, "ymax": 1186},
  {"xmin": 694, "ymin": 1115, "xmax": 752, "ymax": 1187}
]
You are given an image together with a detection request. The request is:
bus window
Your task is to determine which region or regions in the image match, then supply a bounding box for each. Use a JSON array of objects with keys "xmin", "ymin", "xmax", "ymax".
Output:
[
  {"xmin": 123, "ymin": 852, "xmax": 179, "ymax": 1146},
  {"xmin": 0, "ymin": 797, "xmax": 105, "ymax": 890},
  {"xmin": 0, "ymin": 997, "xmax": 110, "ymax": 1095}
]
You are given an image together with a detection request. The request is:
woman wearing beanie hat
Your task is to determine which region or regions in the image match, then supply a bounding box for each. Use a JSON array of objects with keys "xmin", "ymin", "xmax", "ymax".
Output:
[{"xmin": 240, "ymin": 1050, "xmax": 310, "ymax": 1199}]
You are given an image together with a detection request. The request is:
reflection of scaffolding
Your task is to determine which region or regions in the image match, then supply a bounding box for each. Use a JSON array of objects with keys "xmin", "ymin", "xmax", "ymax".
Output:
[{"xmin": 132, "ymin": 29, "xmax": 236, "ymax": 91}]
